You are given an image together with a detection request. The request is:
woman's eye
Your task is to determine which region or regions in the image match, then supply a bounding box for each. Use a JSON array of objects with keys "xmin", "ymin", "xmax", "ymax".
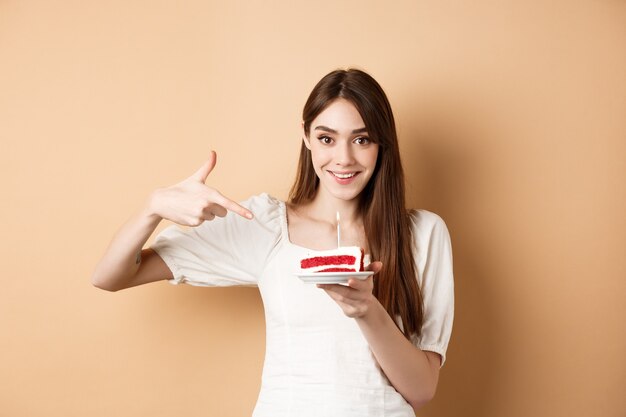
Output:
[
  {"xmin": 354, "ymin": 136, "xmax": 370, "ymax": 145},
  {"xmin": 318, "ymin": 136, "xmax": 333, "ymax": 144}
]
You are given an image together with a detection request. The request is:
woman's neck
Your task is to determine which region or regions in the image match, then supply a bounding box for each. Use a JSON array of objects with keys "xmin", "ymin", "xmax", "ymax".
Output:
[
  {"xmin": 287, "ymin": 188, "xmax": 367, "ymax": 251},
  {"xmin": 305, "ymin": 188, "xmax": 361, "ymax": 228}
]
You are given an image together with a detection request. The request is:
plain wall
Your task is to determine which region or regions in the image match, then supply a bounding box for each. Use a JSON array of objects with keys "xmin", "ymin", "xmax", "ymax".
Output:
[{"xmin": 1, "ymin": 1, "xmax": 624, "ymax": 416}]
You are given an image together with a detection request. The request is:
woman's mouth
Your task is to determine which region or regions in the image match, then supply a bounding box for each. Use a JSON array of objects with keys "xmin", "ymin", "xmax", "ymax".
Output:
[{"xmin": 328, "ymin": 171, "xmax": 360, "ymax": 184}]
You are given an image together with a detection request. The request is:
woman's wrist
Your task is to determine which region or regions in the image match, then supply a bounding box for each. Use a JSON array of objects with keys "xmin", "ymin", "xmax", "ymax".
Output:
[
  {"xmin": 141, "ymin": 189, "xmax": 165, "ymax": 225},
  {"xmin": 355, "ymin": 295, "xmax": 387, "ymax": 325}
]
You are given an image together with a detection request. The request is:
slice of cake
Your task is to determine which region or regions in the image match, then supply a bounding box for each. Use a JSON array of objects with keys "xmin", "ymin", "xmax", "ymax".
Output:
[{"xmin": 300, "ymin": 246, "xmax": 365, "ymax": 273}]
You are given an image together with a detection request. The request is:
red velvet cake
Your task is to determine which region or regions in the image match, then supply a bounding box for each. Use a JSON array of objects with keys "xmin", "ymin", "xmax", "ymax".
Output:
[{"xmin": 300, "ymin": 247, "xmax": 365, "ymax": 273}]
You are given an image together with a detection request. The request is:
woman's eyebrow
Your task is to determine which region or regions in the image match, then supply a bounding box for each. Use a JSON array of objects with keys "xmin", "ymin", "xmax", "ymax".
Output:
[{"xmin": 314, "ymin": 125, "xmax": 368, "ymax": 134}]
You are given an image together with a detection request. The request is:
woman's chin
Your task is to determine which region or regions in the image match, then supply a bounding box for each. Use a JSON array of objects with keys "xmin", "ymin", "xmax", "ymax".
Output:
[{"xmin": 325, "ymin": 188, "xmax": 363, "ymax": 202}]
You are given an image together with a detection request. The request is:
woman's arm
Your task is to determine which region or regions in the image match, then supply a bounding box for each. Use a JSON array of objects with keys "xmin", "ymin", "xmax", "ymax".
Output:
[
  {"xmin": 91, "ymin": 205, "xmax": 171, "ymax": 292},
  {"xmin": 354, "ymin": 293, "xmax": 440, "ymax": 409},
  {"xmin": 91, "ymin": 151, "xmax": 253, "ymax": 292},
  {"xmin": 317, "ymin": 262, "xmax": 440, "ymax": 410}
]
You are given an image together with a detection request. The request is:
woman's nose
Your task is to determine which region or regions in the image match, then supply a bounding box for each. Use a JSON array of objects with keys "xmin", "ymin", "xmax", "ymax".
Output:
[{"xmin": 335, "ymin": 142, "xmax": 355, "ymax": 166}]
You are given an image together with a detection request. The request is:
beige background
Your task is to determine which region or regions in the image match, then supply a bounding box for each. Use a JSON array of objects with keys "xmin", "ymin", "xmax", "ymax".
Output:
[{"xmin": 1, "ymin": 1, "xmax": 624, "ymax": 416}]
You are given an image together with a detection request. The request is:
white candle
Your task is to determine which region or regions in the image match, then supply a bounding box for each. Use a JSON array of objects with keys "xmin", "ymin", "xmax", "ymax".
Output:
[{"xmin": 336, "ymin": 211, "xmax": 341, "ymax": 248}]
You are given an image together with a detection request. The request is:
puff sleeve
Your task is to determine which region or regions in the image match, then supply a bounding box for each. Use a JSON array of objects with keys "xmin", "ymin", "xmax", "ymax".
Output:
[
  {"xmin": 150, "ymin": 193, "xmax": 282, "ymax": 287},
  {"xmin": 409, "ymin": 210, "xmax": 455, "ymax": 367}
]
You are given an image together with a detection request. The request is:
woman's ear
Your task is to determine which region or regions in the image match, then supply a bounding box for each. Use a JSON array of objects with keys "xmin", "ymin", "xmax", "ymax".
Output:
[{"xmin": 301, "ymin": 121, "xmax": 311, "ymax": 150}]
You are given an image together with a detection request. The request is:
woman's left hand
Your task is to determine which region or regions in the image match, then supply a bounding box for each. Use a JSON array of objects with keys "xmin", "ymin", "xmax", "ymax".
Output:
[{"xmin": 317, "ymin": 261, "xmax": 383, "ymax": 318}]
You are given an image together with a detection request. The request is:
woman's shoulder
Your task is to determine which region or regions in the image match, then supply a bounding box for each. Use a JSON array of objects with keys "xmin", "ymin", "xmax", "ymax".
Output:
[
  {"xmin": 408, "ymin": 209, "xmax": 451, "ymax": 242},
  {"xmin": 242, "ymin": 192, "xmax": 283, "ymax": 207},
  {"xmin": 240, "ymin": 193, "xmax": 285, "ymax": 225},
  {"xmin": 408, "ymin": 209, "xmax": 453, "ymax": 273},
  {"xmin": 409, "ymin": 208, "xmax": 447, "ymax": 229}
]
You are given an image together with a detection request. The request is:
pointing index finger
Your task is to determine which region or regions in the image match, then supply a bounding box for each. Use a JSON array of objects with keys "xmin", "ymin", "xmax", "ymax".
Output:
[{"xmin": 214, "ymin": 193, "xmax": 254, "ymax": 219}]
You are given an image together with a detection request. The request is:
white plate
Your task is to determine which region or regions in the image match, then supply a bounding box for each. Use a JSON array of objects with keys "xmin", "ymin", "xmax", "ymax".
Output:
[{"xmin": 296, "ymin": 271, "xmax": 374, "ymax": 284}]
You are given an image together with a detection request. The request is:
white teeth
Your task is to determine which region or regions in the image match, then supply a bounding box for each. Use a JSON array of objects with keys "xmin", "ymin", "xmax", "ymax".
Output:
[{"xmin": 332, "ymin": 172, "xmax": 356, "ymax": 179}]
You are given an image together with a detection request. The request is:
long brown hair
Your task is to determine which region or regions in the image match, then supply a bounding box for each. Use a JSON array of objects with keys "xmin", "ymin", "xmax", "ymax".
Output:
[{"xmin": 289, "ymin": 68, "xmax": 424, "ymax": 339}]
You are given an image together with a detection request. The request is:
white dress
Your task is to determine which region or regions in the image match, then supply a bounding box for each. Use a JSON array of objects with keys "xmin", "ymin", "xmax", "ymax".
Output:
[{"xmin": 151, "ymin": 193, "xmax": 454, "ymax": 417}]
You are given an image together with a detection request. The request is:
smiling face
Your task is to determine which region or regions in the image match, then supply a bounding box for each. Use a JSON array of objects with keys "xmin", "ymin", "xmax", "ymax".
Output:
[{"xmin": 303, "ymin": 98, "xmax": 379, "ymax": 203}]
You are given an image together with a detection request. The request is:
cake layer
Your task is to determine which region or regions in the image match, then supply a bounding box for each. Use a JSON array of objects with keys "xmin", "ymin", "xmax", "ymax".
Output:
[
  {"xmin": 301, "ymin": 255, "xmax": 357, "ymax": 269},
  {"xmin": 300, "ymin": 247, "xmax": 365, "ymax": 273}
]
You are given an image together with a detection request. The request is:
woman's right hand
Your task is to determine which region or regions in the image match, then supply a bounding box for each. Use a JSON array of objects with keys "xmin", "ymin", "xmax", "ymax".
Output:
[{"xmin": 146, "ymin": 151, "xmax": 254, "ymax": 226}]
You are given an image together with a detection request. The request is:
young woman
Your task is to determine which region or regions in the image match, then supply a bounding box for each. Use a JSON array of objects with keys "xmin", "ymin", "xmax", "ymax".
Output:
[{"xmin": 92, "ymin": 68, "xmax": 454, "ymax": 416}]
